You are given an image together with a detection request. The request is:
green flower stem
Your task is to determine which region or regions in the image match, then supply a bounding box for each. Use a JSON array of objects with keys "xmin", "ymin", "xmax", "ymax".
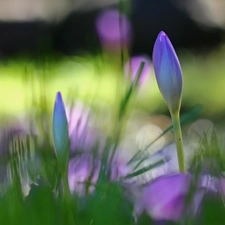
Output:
[
  {"xmin": 171, "ymin": 111, "xmax": 186, "ymax": 173},
  {"xmin": 62, "ymin": 173, "xmax": 71, "ymax": 201},
  {"xmin": 62, "ymin": 172, "xmax": 75, "ymax": 225}
]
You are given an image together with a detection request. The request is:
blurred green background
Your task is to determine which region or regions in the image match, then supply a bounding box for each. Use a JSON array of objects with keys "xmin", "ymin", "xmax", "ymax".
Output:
[{"xmin": 1, "ymin": 47, "xmax": 225, "ymax": 122}]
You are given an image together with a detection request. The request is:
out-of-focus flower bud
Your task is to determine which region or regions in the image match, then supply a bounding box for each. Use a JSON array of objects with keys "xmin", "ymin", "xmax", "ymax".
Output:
[{"xmin": 52, "ymin": 92, "xmax": 69, "ymax": 175}]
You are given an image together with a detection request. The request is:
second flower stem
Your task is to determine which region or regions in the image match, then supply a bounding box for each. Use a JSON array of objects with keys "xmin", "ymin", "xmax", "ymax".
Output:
[{"xmin": 171, "ymin": 111, "xmax": 186, "ymax": 173}]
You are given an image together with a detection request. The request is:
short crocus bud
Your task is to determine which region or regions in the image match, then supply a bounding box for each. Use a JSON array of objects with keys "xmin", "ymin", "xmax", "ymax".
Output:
[
  {"xmin": 153, "ymin": 31, "xmax": 183, "ymax": 114},
  {"xmin": 52, "ymin": 92, "xmax": 70, "ymax": 175}
]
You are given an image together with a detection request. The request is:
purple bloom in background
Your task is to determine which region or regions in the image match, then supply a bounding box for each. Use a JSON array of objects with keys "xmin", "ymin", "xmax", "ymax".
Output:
[
  {"xmin": 153, "ymin": 31, "xmax": 183, "ymax": 113},
  {"xmin": 198, "ymin": 175, "xmax": 225, "ymax": 199},
  {"xmin": 68, "ymin": 154, "xmax": 100, "ymax": 196},
  {"xmin": 96, "ymin": 9, "xmax": 132, "ymax": 51},
  {"xmin": 133, "ymin": 172, "xmax": 225, "ymax": 223},
  {"xmin": 192, "ymin": 175, "xmax": 225, "ymax": 224},
  {"xmin": 52, "ymin": 92, "xmax": 69, "ymax": 174},
  {"xmin": 124, "ymin": 55, "xmax": 151, "ymax": 86},
  {"xmin": 67, "ymin": 151, "xmax": 133, "ymax": 196},
  {"xmin": 66, "ymin": 102, "xmax": 90, "ymax": 138},
  {"xmin": 134, "ymin": 173, "xmax": 192, "ymax": 221},
  {"xmin": 65, "ymin": 102, "xmax": 101, "ymax": 154},
  {"xmin": 219, "ymin": 177, "xmax": 225, "ymax": 197},
  {"xmin": 110, "ymin": 155, "xmax": 132, "ymax": 181}
]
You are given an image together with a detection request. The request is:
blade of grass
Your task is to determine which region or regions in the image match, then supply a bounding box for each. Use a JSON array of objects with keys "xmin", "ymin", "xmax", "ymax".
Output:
[{"xmin": 128, "ymin": 105, "xmax": 203, "ymax": 166}]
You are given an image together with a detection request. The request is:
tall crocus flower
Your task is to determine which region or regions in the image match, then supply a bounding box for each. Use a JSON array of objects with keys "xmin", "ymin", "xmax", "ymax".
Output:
[
  {"xmin": 153, "ymin": 31, "xmax": 182, "ymax": 114},
  {"xmin": 52, "ymin": 92, "xmax": 70, "ymax": 176},
  {"xmin": 153, "ymin": 31, "xmax": 185, "ymax": 172}
]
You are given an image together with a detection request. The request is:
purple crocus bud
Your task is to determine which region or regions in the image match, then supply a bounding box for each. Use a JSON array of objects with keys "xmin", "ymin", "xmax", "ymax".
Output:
[
  {"xmin": 134, "ymin": 173, "xmax": 192, "ymax": 221},
  {"xmin": 52, "ymin": 92, "xmax": 69, "ymax": 175},
  {"xmin": 124, "ymin": 55, "xmax": 151, "ymax": 86},
  {"xmin": 153, "ymin": 31, "xmax": 183, "ymax": 113},
  {"xmin": 95, "ymin": 9, "xmax": 132, "ymax": 51}
]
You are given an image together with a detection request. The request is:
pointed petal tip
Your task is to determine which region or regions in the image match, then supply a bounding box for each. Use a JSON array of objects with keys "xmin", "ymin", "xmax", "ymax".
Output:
[
  {"xmin": 159, "ymin": 31, "xmax": 166, "ymax": 36},
  {"xmin": 53, "ymin": 91, "xmax": 66, "ymax": 120},
  {"xmin": 55, "ymin": 92, "xmax": 64, "ymax": 107},
  {"xmin": 56, "ymin": 91, "xmax": 62, "ymax": 99},
  {"xmin": 157, "ymin": 31, "xmax": 168, "ymax": 42}
]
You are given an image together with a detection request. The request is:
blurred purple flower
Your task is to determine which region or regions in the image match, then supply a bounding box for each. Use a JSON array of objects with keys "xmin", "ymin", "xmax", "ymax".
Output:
[
  {"xmin": 153, "ymin": 31, "xmax": 183, "ymax": 113},
  {"xmin": 68, "ymin": 152, "xmax": 133, "ymax": 196},
  {"xmin": 134, "ymin": 173, "xmax": 192, "ymax": 221},
  {"xmin": 96, "ymin": 9, "xmax": 132, "ymax": 51},
  {"xmin": 65, "ymin": 102, "xmax": 89, "ymax": 138},
  {"xmin": 65, "ymin": 102, "xmax": 102, "ymax": 154},
  {"xmin": 198, "ymin": 175, "xmax": 225, "ymax": 199},
  {"xmin": 0, "ymin": 126, "xmax": 27, "ymax": 184},
  {"xmin": 110, "ymin": 155, "xmax": 132, "ymax": 181},
  {"xmin": 124, "ymin": 55, "xmax": 151, "ymax": 86},
  {"xmin": 192, "ymin": 175, "xmax": 225, "ymax": 223},
  {"xmin": 133, "ymin": 172, "xmax": 225, "ymax": 223},
  {"xmin": 219, "ymin": 177, "xmax": 225, "ymax": 197},
  {"xmin": 68, "ymin": 154, "xmax": 100, "ymax": 196}
]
